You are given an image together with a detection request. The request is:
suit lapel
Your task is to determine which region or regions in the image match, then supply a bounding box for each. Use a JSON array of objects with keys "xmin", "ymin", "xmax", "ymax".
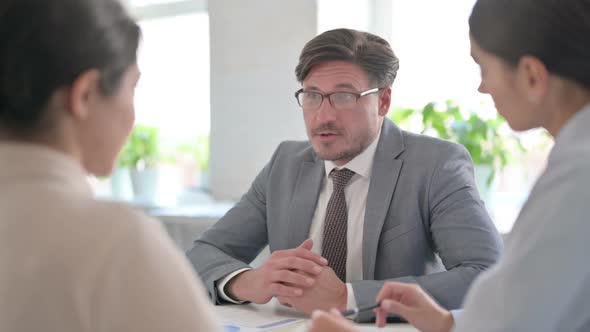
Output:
[
  {"xmin": 363, "ymin": 119, "xmax": 405, "ymax": 279},
  {"xmin": 286, "ymin": 153, "xmax": 325, "ymax": 249}
]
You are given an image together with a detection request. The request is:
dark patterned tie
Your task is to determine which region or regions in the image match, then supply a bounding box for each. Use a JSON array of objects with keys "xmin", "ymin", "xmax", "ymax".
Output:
[{"xmin": 321, "ymin": 168, "xmax": 355, "ymax": 282}]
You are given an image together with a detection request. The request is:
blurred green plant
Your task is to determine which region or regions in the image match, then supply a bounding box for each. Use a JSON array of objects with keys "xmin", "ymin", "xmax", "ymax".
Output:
[
  {"xmin": 176, "ymin": 135, "xmax": 210, "ymax": 172},
  {"xmin": 117, "ymin": 125, "xmax": 160, "ymax": 169},
  {"xmin": 389, "ymin": 101, "xmax": 525, "ymax": 186}
]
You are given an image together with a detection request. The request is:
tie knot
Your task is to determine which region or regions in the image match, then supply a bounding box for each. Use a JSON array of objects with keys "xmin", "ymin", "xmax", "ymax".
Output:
[{"xmin": 330, "ymin": 168, "xmax": 355, "ymax": 190}]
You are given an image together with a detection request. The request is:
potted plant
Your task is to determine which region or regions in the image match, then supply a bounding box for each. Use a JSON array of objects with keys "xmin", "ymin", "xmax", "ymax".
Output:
[
  {"xmin": 175, "ymin": 135, "xmax": 210, "ymax": 189},
  {"xmin": 389, "ymin": 101, "xmax": 524, "ymax": 201},
  {"xmin": 111, "ymin": 155, "xmax": 134, "ymax": 201},
  {"xmin": 194, "ymin": 135, "xmax": 210, "ymax": 188},
  {"xmin": 116, "ymin": 125, "xmax": 161, "ymax": 205}
]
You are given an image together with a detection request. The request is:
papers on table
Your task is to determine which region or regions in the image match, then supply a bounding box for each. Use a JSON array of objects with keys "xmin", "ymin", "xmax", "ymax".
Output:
[{"xmin": 217, "ymin": 299, "xmax": 306, "ymax": 331}]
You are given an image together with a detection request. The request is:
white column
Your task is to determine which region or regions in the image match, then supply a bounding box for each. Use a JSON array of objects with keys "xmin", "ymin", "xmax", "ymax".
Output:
[
  {"xmin": 209, "ymin": 0, "xmax": 317, "ymax": 200},
  {"xmin": 369, "ymin": 0, "xmax": 393, "ymax": 42}
]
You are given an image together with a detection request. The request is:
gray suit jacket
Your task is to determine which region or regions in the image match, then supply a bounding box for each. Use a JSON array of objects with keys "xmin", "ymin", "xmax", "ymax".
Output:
[{"xmin": 187, "ymin": 118, "xmax": 502, "ymax": 322}]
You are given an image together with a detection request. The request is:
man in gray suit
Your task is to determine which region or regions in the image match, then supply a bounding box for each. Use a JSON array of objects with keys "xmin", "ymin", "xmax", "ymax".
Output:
[{"xmin": 187, "ymin": 28, "xmax": 502, "ymax": 322}]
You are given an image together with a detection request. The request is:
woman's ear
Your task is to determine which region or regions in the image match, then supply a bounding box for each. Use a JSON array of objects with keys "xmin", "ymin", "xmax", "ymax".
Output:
[
  {"xmin": 67, "ymin": 69, "xmax": 102, "ymax": 121},
  {"xmin": 517, "ymin": 56, "xmax": 549, "ymax": 105}
]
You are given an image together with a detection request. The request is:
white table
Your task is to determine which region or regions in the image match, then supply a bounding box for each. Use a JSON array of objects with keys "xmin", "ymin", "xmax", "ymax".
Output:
[{"xmin": 215, "ymin": 300, "xmax": 419, "ymax": 332}]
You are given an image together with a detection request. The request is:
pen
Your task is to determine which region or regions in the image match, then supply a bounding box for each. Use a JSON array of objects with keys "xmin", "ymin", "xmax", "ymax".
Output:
[{"xmin": 340, "ymin": 302, "xmax": 381, "ymax": 317}]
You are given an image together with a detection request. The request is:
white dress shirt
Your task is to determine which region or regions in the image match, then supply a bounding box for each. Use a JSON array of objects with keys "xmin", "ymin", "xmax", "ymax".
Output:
[{"xmin": 218, "ymin": 128, "xmax": 382, "ymax": 312}]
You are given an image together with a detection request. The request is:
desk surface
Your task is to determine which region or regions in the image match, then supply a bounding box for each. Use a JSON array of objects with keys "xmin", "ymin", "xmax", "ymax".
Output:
[{"xmin": 214, "ymin": 300, "xmax": 418, "ymax": 332}]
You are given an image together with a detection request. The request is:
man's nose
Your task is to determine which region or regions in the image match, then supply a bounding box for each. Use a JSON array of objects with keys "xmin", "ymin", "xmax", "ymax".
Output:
[{"xmin": 315, "ymin": 97, "xmax": 338, "ymax": 122}]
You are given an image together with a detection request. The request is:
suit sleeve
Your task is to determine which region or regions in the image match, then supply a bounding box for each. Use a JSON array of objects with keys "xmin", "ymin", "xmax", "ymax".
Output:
[
  {"xmin": 351, "ymin": 143, "xmax": 502, "ymax": 322},
  {"xmin": 186, "ymin": 144, "xmax": 283, "ymax": 303}
]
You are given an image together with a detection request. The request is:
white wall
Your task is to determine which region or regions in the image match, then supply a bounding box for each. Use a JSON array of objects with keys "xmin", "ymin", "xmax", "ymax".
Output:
[{"xmin": 208, "ymin": 0, "xmax": 316, "ymax": 200}]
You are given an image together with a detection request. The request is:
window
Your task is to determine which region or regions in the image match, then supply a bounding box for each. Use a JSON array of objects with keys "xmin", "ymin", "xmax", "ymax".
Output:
[
  {"xmin": 135, "ymin": 12, "xmax": 210, "ymax": 147},
  {"xmin": 318, "ymin": 0, "xmax": 551, "ymax": 232},
  {"xmin": 384, "ymin": 0, "xmax": 550, "ymax": 232},
  {"xmin": 94, "ymin": 1, "xmax": 211, "ymax": 207}
]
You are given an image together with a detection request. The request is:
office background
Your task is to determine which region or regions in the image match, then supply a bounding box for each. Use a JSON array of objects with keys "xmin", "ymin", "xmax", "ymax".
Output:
[{"xmin": 95, "ymin": 0, "xmax": 552, "ymax": 248}]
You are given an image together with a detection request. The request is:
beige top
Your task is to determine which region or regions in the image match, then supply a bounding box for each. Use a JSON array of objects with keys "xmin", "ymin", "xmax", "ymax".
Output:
[{"xmin": 0, "ymin": 143, "xmax": 221, "ymax": 332}]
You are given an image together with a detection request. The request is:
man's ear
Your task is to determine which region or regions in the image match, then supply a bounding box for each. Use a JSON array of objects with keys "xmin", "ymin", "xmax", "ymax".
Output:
[
  {"xmin": 517, "ymin": 56, "xmax": 549, "ymax": 105},
  {"xmin": 378, "ymin": 87, "xmax": 392, "ymax": 116},
  {"xmin": 67, "ymin": 69, "xmax": 101, "ymax": 121}
]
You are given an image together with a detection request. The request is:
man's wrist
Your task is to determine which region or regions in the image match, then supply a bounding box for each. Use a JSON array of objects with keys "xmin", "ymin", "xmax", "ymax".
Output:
[
  {"xmin": 217, "ymin": 268, "xmax": 252, "ymax": 303},
  {"xmin": 226, "ymin": 269, "xmax": 253, "ymax": 301}
]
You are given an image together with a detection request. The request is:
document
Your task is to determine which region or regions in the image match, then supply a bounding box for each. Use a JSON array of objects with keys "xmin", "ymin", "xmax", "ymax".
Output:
[
  {"xmin": 217, "ymin": 299, "xmax": 306, "ymax": 331},
  {"xmin": 222, "ymin": 317, "xmax": 300, "ymax": 331}
]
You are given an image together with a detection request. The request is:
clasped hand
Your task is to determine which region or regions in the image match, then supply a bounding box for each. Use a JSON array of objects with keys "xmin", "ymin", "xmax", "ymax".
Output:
[{"xmin": 227, "ymin": 239, "xmax": 340, "ymax": 307}]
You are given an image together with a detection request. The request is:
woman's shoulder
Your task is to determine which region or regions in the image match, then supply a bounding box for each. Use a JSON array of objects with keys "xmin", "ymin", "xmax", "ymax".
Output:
[
  {"xmin": 51, "ymin": 197, "xmax": 168, "ymax": 257},
  {"xmin": 63, "ymin": 197, "xmax": 152, "ymax": 228}
]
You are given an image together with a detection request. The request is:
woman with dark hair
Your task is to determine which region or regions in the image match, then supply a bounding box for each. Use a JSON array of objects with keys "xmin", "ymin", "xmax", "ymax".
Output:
[
  {"xmin": 308, "ymin": 0, "xmax": 590, "ymax": 331},
  {"xmin": 0, "ymin": 1, "xmax": 220, "ymax": 331}
]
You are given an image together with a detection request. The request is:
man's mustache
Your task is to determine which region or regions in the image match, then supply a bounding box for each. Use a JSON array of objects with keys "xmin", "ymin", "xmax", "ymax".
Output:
[{"xmin": 312, "ymin": 124, "xmax": 342, "ymax": 136}]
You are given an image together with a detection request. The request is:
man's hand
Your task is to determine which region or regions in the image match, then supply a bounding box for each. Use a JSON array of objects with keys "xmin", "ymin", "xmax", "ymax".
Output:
[
  {"xmin": 375, "ymin": 282, "xmax": 454, "ymax": 332},
  {"xmin": 308, "ymin": 309, "xmax": 359, "ymax": 332},
  {"xmin": 277, "ymin": 266, "xmax": 347, "ymax": 314},
  {"xmin": 226, "ymin": 239, "xmax": 327, "ymax": 304}
]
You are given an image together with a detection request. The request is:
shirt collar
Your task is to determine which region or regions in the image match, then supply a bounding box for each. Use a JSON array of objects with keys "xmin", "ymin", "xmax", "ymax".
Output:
[
  {"xmin": 324, "ymin": 126, "xmax": 382, "ymax": 179},
  {"xmin": 0, "ymin": 142, "xmax": 93, "ymax": 197}
]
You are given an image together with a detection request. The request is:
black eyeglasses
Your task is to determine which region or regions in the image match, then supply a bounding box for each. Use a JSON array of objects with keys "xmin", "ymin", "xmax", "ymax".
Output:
[{"xmin": 294, "ymin": 88, "xmax": 381, "ymax": 111}]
